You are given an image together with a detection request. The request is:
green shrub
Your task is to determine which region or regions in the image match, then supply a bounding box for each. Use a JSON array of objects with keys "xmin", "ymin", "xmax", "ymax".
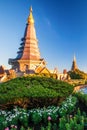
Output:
[
  {"xmin": 31, "ymin": 111, "xmax": 42, "ymax": 124},
  {"xmin": 73, "ymin": 92, "xmax": 87, "ymax": 113},
  {"xmin": 0, "ymin": 76, "xmax": 74, "ymax": 109}
]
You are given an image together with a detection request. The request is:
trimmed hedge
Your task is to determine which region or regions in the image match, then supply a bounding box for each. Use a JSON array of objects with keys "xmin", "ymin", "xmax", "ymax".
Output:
[{"xmin": 0, "ymin": 76, "xmax": 74, "ymax": 109}]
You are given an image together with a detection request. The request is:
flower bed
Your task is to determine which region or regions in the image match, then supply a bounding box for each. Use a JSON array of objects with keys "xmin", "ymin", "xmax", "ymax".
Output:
[
  {"xmin": 0, "ymin": 96, "xmax": 79, "ymax": 130},
  {"xmin": 1, "ymin": 108, "xmax": 87, "ymax": 130}
]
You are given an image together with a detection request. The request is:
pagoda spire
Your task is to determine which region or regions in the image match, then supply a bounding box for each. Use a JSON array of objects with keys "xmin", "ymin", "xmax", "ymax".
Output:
[
  {"xmin": 20, "ymin": 6, "xmax": 40, "ymax": 61},
  {"xmin": 71, "ymin": 54, "xmax": 78, "ymax": 71},
  {"xmin": 27, "ymin": 6, "xmax": 34, "ymax": 24}
]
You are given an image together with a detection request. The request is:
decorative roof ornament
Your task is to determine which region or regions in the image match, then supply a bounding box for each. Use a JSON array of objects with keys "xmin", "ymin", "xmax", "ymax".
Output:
[{"xmin": 27, "ymin": 6, "xmax": 34, "ymax": 24}]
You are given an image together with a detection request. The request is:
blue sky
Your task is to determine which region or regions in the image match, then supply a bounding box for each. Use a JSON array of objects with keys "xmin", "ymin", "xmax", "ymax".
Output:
[{"xmin": 0, "ymin": 0, "xmax": 87, "ymax": 73}]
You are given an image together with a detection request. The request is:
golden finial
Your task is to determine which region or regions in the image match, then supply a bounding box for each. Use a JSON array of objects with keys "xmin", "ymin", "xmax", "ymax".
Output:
[
  {"xmin": 30, "ymin": 6, "xmax": 32, "ymax": 12},
  {"xmin": 27, "ymin": 6, "xmax": 34, "ymax": 24}
]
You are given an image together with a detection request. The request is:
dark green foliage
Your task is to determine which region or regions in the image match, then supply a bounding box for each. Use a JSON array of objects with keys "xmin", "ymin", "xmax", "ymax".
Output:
[
  {"xmin": 73, "ymin": 92, "xmax": 87, "ymax": 113},
  {"xmin": 59, "ymin": 108, "xmax": 85, "ymax": 130},
  {"xmin": 31, "ymin": 111, "xmax": 42, "ymax": 124},
  {"xmin": 0, "ymin": 76, "xmax": 74, "ymax": 109},
  {"xmin": 68, "ymin": 69, "xmax": 87, "ymax": 79}
]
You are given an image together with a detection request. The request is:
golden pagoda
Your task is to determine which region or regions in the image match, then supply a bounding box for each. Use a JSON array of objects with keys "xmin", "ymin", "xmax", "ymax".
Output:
[{"xmin": 9, "ymin": 7, "xmax": 46, "ymax": 73}]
